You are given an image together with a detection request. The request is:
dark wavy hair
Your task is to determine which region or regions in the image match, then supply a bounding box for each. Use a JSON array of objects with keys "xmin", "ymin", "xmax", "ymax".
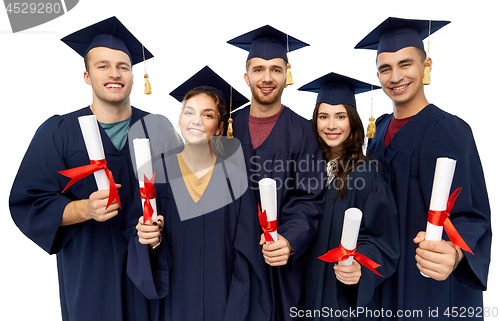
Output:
[{"xmin": 312, "ymin": 103, "xmax": 368, "ymax": 199}]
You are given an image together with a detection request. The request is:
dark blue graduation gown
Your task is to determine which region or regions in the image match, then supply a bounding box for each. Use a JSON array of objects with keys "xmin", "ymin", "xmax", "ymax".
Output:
[
  {"xmin": 303, "ymin": 160, "xmax": 399, "ymax": 320},
  {"xmin": 127, "ymin": 153, "xmax": 272, "ymax": 321},
  {"xmin": 9, "ymin": 106, "xmax": 177, "ymax": 321},
  {"xmin": 367, "ymin": 104, "xmax": 491, "ymax": 320},
  {"xmin": 231, "ymin": 105, "xmax": 325, "ymax": 321}
]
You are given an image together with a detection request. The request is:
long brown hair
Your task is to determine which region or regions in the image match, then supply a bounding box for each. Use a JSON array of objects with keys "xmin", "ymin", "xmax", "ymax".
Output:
[{"xmin": 312, "ymin": 103, "xmax": 368, "ymax": 199}]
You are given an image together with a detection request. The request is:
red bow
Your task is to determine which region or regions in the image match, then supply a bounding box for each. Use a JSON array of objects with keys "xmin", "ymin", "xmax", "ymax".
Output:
[
  {"xmin": 427, "ymin": 187, "xmax": 474, "ymax": 254},
  {"xmin": 258, "ymin": 204, "xmax": 277, "ymax": 243},
  {"xmin": 318, "ymin": 243, "xmax": 384, "ymax": 277},
  {"xmin": 140, "ymin": 173, "xmax": 156, "ymax": 224},
  {"xmin": 58, "ymin": 159, "xmax": 121, "ymax": 209}
]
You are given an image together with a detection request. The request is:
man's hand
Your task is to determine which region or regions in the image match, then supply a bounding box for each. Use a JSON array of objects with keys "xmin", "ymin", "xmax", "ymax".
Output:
[
  {"xmin": 137, "ymin": 215, "xmax": 164, "ymax": 248},
  {"xmin": 85, "ymin": 185, "xmax": 122, "ymax": 222},
  {"xmin": 260, "ymin": 233, "xmax": 292, "ymax": 266},
  {"xmin": 334, "ymin": 260, "xmax": 362, "ymax": 285},
  {"xmin": 61, "ymin": 184, "xmax": 121, "ymax": 226},
  {"xmin": 414, "ymin": 231, "xmax": 463, "ymax": 281}
]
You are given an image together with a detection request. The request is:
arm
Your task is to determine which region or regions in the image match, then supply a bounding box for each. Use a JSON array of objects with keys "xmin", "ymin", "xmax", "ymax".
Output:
[
  {"xmin": 277, "ymin": 123, "xmax": 325, "ymax": 264},
  {"xmin": 417, "ymin": 115, "xmax": 491, "ymax": 289}
]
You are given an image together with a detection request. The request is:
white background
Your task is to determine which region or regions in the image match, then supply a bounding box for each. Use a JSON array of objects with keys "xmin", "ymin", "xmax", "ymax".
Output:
[{"xmin": 1, "ymin": 0, "xmax": 499, "ymax": 319}]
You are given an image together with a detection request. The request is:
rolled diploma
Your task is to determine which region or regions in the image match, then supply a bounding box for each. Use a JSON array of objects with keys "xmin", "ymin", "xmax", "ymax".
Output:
[
  {"xmin": 133, "ymin": 138, "xmax": 157, "ymax": 221},
  {"xmin": 338, "ymin": 208, "xmax": 363, "ymax": 266},
  {"xmin": 425, "ymin": 158, "xmax": 457, "ymax": 241},
  {"xmin": 259, "ymin": 178, "xmax": 278, "ymax": 243},
  {"xmin": 421, "ymin": 157, "xmax": 456, "ymax": 277},
  {"xmin": 78, "ymin": 115, "xmax": 109, "ymax": 190}
]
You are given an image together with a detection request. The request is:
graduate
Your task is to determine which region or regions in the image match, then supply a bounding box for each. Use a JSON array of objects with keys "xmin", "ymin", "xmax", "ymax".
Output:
[
  {"xmin": 9, "ymin": 16, "xmax": 180, "ymax": 321},
  {"xmin": 356, "ymin": 17, "xmax": 491, "ymax": 319},
  {"xmin": 227, "ymin": 25, "xmax": 325, "ymax": 320},
  {"xmin": 298, "ymin": 72, "xmax": 399, "ymax": 320},
  {"xmin": 127, "ymin": 66, "xmax": 272, "ymax": 320}
]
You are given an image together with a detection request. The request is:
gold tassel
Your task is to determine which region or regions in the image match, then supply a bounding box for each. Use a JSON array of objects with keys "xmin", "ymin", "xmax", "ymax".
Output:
[
  {"xmin": 227, "ymin": 118, "xmax": 234, "ymax": 138},
  {"xmin": 285, "ymin": 34, "xmax": 293, "ymax": 85},
  {"xmin": 227, "ymin": 86, "xmax": 234, "ymax": 138},
  {"xmin": 144, "ymin": 73, "xmax": 152, "ymax": 94},
  {"xmin": 366, "ymin": 85, "xmax": 376, "ymax": 138},
  {"xmin": 142, "ymin": 45, "xmax": 151, "ymax": 95},
  {"xmin": 422, "ymin": 20, "xmax": 431, "ymax": 86},
  {"xmin": 286, "ymin": 63, "xmax": 293, "ymax": 85},
  {"xmin": 422, "ymin": 59, "xmax": 431, "ymax": 85},
  {"xmin": 366, "ymin": 116, "xmax": 376, "ymax": 139}
]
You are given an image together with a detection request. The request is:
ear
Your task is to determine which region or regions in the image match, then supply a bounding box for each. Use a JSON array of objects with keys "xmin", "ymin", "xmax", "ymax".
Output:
[
  {"xmin": 244, "ymin": 73, "xmax": 250, "ymax": 86},
  {"xmin": 84, "ymin": 70, "xmax": 92, "ymax": 85}
]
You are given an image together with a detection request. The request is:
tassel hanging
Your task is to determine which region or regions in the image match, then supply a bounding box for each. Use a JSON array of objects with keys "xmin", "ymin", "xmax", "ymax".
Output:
[
  {"xmin": 144, "ymin": 73, "xmax": 152, "ymax": 94},
  {"xmin": 286, "ymin": 63, "xmax": 293, "ymax": 85},
  {"xmin": 366, "ymin": 86, "xmax": 376, "ymax": 139},
  {"xmin": 366, "ymin": 116, "xmax": 376, "ymax": 139},
  {"xmin": 422, "ymin": 59, "xmax": 431, "ymax": 85},
  {"xmin": 422, "ymin": 20, "xmax": 431, "ymax": 86},
  {"xmin": 227, "ymin": 86, "xmax": 234, "ymax": 138},
  {"xmin": 227, "ymin": 118, "xmax": 234, "ymax": 138},
  {"xmin": 285, "ymin": 34, "xmax": 293, "ymax": 85},
  {"xmin": 142, "ymin": 45, "xmax": 152, "ymax": 95}
]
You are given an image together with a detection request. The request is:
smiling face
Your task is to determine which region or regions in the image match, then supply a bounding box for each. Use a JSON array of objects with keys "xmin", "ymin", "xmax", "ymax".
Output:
[
  {"xmin": 244, "ymin": 57, "xmax": 287, "ymax": 107},
  {"xmin": 316, "ymin": 103, "xmax": 351, "ymax": 157},
  {"xmin": 84, "ymin": 46, "xmax": 133, "ymax": 107},
  {"xmin": 179, "ymin": 93, "xmax": 223, "ymax": 145},
  {"xmin": 376, "ymin": 46, "xmax": 429, "ymax": 109}
]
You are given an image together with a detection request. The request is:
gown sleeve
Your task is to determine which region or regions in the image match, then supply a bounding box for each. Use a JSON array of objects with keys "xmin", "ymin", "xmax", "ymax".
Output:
[
  {"xmin": 419, "ymin": 115, "xmax": 490, "ymax": 290},
  {"xmin": 9, "ymin": 115, "xmax": 79, "ymax": 254},
  {"xmin": 336, "ymin": 166, "xmax": 400, "ymax": 311},
  {"xmin": 278, "ymin": 123, "xmax": 325, "ymax": 263}
]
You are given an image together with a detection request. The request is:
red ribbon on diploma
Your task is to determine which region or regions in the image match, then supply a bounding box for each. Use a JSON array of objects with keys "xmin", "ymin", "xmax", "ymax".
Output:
[
  {"xmin": 427, "ymin": 187, "xmax": 474, "ymax": 255},
  {"xmin": 140, "ymin": 173, "xmax": 156, "ymax": 224},
  {"xmin": 258, "ymin": 204, "xmax": 277, "ymax": 243},
  {"xmin": 318, "ymin": 243, "xmax": 384, "ymax": 277},
  {"xmin": 58, "ymin": 159, "xmax": 121, "ymax": 209}
]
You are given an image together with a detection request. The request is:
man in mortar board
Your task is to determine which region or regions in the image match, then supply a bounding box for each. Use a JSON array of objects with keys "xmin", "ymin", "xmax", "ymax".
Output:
[
  {"xmin": 227, "ymin": 25, "xmax": 325, "ymax": 320},
  {"xmin": 356, "ymin": 17, "xmax": 491, "ymax": 319},
  {"xmin": 9, "ymin": 16, "xmax": 178, "ymax": 321}
]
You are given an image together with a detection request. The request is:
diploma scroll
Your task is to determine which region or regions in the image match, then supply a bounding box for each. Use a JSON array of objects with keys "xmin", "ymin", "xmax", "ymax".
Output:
[
  {"xmin": 58, "ymin": 115, "xmax": 120, "ymax": 209},
  {"xmin": 259, "ymin": 178, "xmax": 278, "ymax": 243},
  {"xmin": 133, "ymin": 138, "xmax": 157, "ymax": 223},
  {"xmin": 422, "ymin": 157, "xmax": 456, "ymax": 277},
  {"xmin": 78, "ymin": 115, "xmax": 110, "ymax": 190},
  {"xmin": 425, "ymin": 157, "xmax": 456, "ymax": 242},
  {"xmin": 317, "ymin": 207, "xmax": 383, "ymax": 276},
  {"xmin": 338, "ymin": 208, "xmax": 363, "ymax": 266}
]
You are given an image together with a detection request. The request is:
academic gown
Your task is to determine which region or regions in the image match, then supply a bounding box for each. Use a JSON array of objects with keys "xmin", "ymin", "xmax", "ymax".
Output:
[
  {"xmin": 9, "ymin": 106, "xmax": 178, "ymax": 321},
  {"xmin": 127, "ymin": 152, "xmax": 272, "ymax": 321},
  {"xmin": 231, "ymin": 105, "xmax": 325, "ymax": 321},
  {"xmin": 303, "ymin": 160, "xmax": 399, "ymax": 321},
  {"xmin": 367, "ymin": 104, "xmax": 491, "ymax": 320}
]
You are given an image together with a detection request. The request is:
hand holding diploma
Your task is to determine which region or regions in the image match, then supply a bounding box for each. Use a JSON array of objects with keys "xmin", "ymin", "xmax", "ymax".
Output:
[
  {"xmin": 414, "ymin": 231, "xmax": 464, "ymax": 281},
  {"xmin": 319, "ymin": 208, "xmax": 384, "ymax": 277},
  {"xmin": 137, "ymin": 215, "xmax": 164, "ymax": 249},
  {"xmin": 418, "ymin": 157, "xmax": 473, "ymax": 279}
]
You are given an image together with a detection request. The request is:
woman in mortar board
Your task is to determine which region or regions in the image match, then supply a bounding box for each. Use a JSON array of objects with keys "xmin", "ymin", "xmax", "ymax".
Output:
[
  {"xmin": 127, "ymin": 66, "xmax": 272, "ymax": 321},
  {"xmin": 298, "ymin": 72, "xmax": 399, "ymax": 320}
]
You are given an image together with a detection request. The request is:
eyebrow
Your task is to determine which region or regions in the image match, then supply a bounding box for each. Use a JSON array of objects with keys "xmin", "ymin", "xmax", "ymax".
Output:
[
  {"xmin": 378, "ymin": 58, "xmax": 415, "ymax": 71},
  {"xmin": 252, "ymin": 64, "xmax": 284, "ymax": 70}
]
